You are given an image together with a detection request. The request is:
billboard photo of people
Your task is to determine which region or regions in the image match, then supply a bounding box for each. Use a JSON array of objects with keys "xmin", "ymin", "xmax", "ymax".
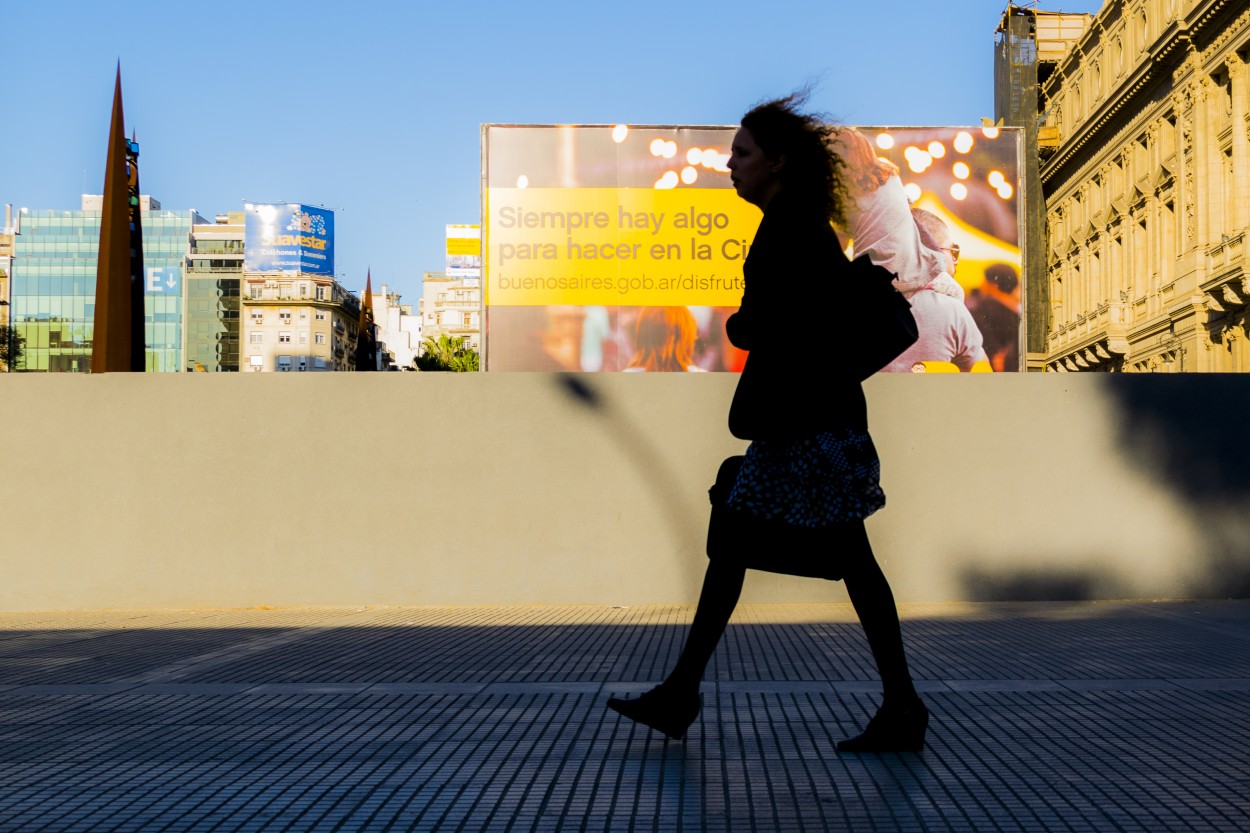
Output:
[
  {"xmin": 836, "ymin": 126, "xmax": 1023, "ymax": 372},
  {"xmin": 482, "ymin": 124, "xmax": 1022, "ymax": 372}
]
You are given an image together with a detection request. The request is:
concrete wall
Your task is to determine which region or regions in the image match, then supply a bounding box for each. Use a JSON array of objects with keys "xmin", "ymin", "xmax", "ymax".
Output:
[{"xmin": 2, "ymin": 373, "xmax": 1247, "ymax": 611}]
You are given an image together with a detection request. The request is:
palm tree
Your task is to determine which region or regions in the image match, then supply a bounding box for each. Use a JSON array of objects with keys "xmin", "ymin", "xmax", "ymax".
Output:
[{"xmin": 415, "ymin": 334, "xmax": 479, "ymax": 372}]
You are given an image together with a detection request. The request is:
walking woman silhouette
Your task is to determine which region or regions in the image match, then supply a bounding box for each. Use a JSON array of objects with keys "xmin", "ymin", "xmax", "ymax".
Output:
[{"xmin": 607, "ymin": 93, "xmax": 928, "ymax": 752}]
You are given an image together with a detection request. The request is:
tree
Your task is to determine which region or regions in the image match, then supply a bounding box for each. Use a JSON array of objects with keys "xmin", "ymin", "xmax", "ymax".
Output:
[
  {"xmin": 414, "ymin": 334, "xmax": 479, "ymax": 372},
  {"xmin": 0, "ymin": 324, "xmax": 25, "ymax": 372}
]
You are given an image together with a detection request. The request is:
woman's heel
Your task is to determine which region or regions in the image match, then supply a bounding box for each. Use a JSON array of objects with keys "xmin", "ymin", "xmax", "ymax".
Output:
[
  {"xmin": 836, "ymin": 698, "xmax": 928, "ymax": 753},
  {"xmin": 607, "ymin": 684, "xmax": 701, "ymax": 740}
]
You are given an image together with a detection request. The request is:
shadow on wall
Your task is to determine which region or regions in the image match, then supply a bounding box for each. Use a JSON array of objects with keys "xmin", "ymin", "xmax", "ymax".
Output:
[
  {"xmin": 961, "ymin": 563, "xmax": 1126, "ymax": 602},
  {"xmin": 555, "ymin": 376, "xmax": 706, "ymax": 600},
  {"xmin": 1101, "ymin": 375, "xmax": 1250, "ymax": 599},
  {"xmin": 955, "ymin": 374, "xmax": 1250, "ymax": 602}
]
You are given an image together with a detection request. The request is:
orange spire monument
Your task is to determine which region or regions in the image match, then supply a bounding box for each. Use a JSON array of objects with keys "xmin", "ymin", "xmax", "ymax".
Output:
[
  {"xmin": 355, "ymin": 270, "xmax": 378, "ymax": 371},
  {"xmin": 92, "ymin": 65, "xmax": 146, "ymax": 372}
]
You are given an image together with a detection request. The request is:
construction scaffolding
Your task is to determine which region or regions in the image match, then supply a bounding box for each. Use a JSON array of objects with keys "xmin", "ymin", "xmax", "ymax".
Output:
[{"xmin": 995, "ymin": 4, "xmax": 1092, "ymax": 366}]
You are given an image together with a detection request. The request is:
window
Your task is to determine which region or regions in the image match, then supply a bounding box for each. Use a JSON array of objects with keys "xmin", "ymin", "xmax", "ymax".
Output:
[
  {"xmin": 298, "ymin": 357, "xmax": 307, "ymax": 371},
  {"xmin": 279, "ymin": 332, "xmax": 292, "ymax": 343},
  {"xmin": 277, "ymin": 355, "xmax": 292, "ymax": 372},
  {"xmin": 250, "ymin": 332, "xmax": 263, "ymax": 344},
  {"xmin": 251, "ymin": 310, "xmax": 263, "ymax": 324},
  {"xmin": 315, "ymin": 310, "xmax": 327, "ymax": 320},
  {"xmin": 279, "ymin": 309, "xmax": 292, "ymax": 324},
  {"xmin": 463, "ymin": 313, "xmax": 472, "ymax": 326},
  {"xmin": 315, "ymin": 285, "xmax": 327, "ymax": 301},
  {"xmin": 299, "ymin": 331, "xmax": 308, "ymax": 344},
  {"xmin": 315, "ymin": 333, "xmax": 326, "ymax": 344},
  {"xmin": 299, "ymin": 309, "xmax": 308, "ymax": 320},
  {"xmin": 250, "ymin": 285, "xmax": 262, "ymax": 300}
]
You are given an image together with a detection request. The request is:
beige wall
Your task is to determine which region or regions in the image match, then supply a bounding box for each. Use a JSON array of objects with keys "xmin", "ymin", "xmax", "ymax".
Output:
[{"xmin": 1, "ymin": 373, "xmax": 1245, "ymax": 611}]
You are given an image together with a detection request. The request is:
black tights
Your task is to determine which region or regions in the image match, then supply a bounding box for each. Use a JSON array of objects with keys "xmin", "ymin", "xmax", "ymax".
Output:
[{"xmin": 666, "ymin": 523, "xmax": 917, "ymax": 706}]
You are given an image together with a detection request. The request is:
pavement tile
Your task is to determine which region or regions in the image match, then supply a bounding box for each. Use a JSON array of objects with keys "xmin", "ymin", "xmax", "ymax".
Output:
[
  {"xmin": 0, "ymin": 601, "xmax": 1246, "ymax": 832},
  {"xmin": 242, "ymin": 683, "xmax": 373, "ymax": 695},
  {"xmin": 363, "ymin": 682, "xmax": 486, "ymax": 695},
  {"xmin": 1059, "ymin": 678, "xmax": 1183, "ymax": 691},
  {"xmin": 127, "ymin": 683, "xmax": 257, "ymax": 695},
  {"xmin": 1174, "ymin": 678, "xmax": 1250, "ymax": 691},
  {"xmin": 1, "ymin": 683, "xmax": 141, "ymax": 696}
]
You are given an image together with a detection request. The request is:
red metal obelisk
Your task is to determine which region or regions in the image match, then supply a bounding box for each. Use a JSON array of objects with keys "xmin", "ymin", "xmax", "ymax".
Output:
[
  {"xmin": 92, "ymin": 64, "xmax": 146, "ymax": 372},
  {"xmin": 355, "ymin": 269, "xmax": 378, "ymax": 371}
]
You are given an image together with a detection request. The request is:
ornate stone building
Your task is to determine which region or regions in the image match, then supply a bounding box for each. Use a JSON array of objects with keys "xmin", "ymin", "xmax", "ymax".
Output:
[{"xmin": 1039, "ymin": 0, "xmax": 1250, "ymax": 372}]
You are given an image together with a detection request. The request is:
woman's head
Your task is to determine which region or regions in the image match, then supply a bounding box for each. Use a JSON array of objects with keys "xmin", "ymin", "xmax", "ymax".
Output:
[
  {"xmin": 831, "ymin": 127, "xmax": 898, "ymax": 196},
  {"xmin": 628, "ymin": 306, "xmax": 698, "ymax": 372},
  {"xmin": 734, "ymin": 91, "xmax": 847, "ymax": 225}
]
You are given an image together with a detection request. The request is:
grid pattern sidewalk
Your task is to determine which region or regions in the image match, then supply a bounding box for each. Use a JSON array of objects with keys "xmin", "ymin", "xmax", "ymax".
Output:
[{"xmin": 0, "ymin": 600, "xmax": 1248, "ymax": 832}]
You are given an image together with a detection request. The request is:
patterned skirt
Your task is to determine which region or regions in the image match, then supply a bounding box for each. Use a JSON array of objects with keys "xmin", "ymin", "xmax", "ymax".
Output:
[{"xmin": 724, "ymin": 428, "xmax": 886, "ymax": 528}]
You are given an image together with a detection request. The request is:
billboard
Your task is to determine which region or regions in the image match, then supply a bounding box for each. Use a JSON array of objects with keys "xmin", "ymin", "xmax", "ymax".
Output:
[
  {"xmin": 446, "ymin": 224, "xmax": 482, "ymax": 280},
  {"xmin": 482, "ymin": 124, "xmax": 1023, "ymax": 372},
  {"xmin": 243, "ymin": 202, "xmax": 334, "ymax": 276}
]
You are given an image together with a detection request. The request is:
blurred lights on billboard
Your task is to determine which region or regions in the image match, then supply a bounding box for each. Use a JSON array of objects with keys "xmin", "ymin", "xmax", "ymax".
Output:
[
  {"xmin": 650, "ymin": 139, "xmax": 678, "ymax": 159},
  {"xmin": 905, "ymin": 147, "xmax": 933, "ymax": 173},
  {"xmin": 482, "ymin": 123, "xmax": 1022, "ymax": 371},
  {"xmin": 704, "ymin": 150, "xmax": 729, "ymax": 172}
]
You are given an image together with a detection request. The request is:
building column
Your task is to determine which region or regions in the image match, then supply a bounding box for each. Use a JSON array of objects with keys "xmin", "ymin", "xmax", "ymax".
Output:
[
  {"xmin": 1173, "ymin": 65, "xmax": 1200, "ymax": 252},
  {"xmin": 1195, "ymin": 75, "xmax": 1215, "ymax": 249},
  {"xmin": 1228, "ymin": 55, "xmax": 1250, "ymax": 231},
  {"xmin": 1145, "ymin": 195, "xmax": 1159, "ymax": 294}
]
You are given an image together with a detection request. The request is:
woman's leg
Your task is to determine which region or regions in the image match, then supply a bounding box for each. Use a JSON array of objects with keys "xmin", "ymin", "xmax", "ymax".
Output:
[
  {"xmin": 606, "ymin": 557, "xmax": 745, "ymax": 739},
  {"xmin": 836, "ymin": 522, "xmax": 927, "ymax": 752},
  {"xmin": 665, "ymin": 557, "xmax": 747, "ymax": 691},
  {"xmin": 839, "ymin": 523, "xmax": 918, "ymax": 707}
]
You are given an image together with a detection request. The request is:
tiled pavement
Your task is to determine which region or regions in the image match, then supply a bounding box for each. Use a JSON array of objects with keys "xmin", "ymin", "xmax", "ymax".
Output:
[{"xmin": 0, "ymin": 601, "xmax": 1248, "ymax": 832}]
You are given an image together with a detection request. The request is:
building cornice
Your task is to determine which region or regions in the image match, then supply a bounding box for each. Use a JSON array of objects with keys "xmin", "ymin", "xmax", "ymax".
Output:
[
  {"xmin": 1040, "ymin": 0, "xmax": 1238, "ymax": 191},
  {"xmin": 1041, "ymin": 62, "xmax": 1160, "ymax": 187}
]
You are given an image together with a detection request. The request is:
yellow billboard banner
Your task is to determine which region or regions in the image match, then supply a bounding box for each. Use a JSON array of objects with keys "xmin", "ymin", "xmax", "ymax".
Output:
[
  {"xmin": 485, "ymin": 187, "xmax": 761, "ymax": 307},
  {"xmin": 446, "ymin": 237, "xmax": 481, "ymax": 256}
]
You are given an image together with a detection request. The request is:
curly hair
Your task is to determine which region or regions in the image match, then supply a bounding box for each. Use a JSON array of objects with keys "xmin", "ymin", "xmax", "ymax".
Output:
[
  {"xmin": 740, "ymin": 91, "xmax": 849, "ymax": 227},
  {"xmin": 833, "ymin": 127, "xmax": 899, "ymax": 195}
]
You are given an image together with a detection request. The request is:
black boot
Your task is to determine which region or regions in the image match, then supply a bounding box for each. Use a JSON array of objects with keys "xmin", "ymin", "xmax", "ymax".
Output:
[
  {"xmin": 607, "ymin": 684, "xmax": 701, "ymax": 740},
  {"xmin": 837, "ymin": 698, "xmax": 928, "ymax": 753}
]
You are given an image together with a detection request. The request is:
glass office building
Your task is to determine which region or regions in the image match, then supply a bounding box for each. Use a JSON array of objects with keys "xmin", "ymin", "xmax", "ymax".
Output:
[
  {"xmin": 9, "ymin": 199, "xmax": 197, "ymax": 371},
  {"xmin": 184, "ymin": 216, "xmax": 243, "ymax": 372}
]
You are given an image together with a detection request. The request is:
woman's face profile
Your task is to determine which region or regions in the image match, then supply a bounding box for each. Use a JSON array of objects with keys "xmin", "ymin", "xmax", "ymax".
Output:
[{"xmin": 728, "ymin": 127, "xmax": 782, "ymax": 208}]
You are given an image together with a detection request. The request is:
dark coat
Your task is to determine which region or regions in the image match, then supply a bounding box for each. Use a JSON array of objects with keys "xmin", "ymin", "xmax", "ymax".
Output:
[{"xmin": 726, "ymin": 191, "xmax": 868, "ymax": 441}]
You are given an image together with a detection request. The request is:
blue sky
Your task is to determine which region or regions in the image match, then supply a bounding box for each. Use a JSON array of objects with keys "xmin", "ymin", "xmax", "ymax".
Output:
[{"xmin": 2, "ymin": 0, "xmax": 1104, "ymax": 304}]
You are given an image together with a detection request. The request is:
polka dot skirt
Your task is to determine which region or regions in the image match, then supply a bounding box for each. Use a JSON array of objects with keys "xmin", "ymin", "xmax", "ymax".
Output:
[{"xmin": 725, "ymin": 428, "xmax": 886, "ymax": 528}]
